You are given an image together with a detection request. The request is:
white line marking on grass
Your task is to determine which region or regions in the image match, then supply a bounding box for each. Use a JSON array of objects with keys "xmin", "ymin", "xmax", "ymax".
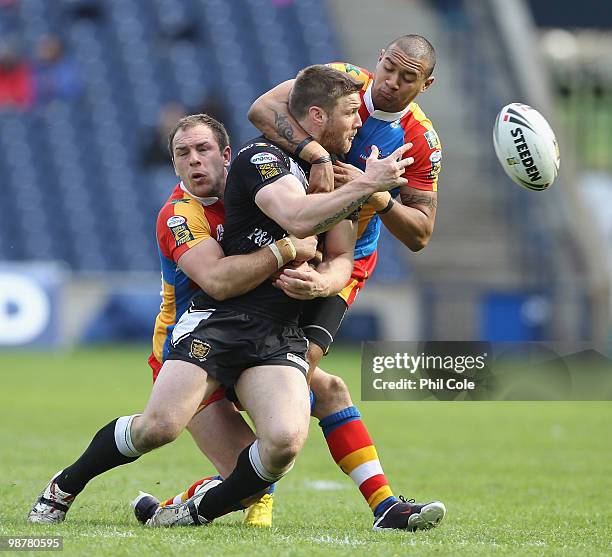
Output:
[
  {"xmin": 76, "ymin": 531, "xmax": 136, "ymax": 538},
  {"xmin": 309, "ymin": 535, "xmax": 367, "ymax": 546},
  {"xmin": 303, "ymin": 479, "xmax": 349, "ymax": 491}
]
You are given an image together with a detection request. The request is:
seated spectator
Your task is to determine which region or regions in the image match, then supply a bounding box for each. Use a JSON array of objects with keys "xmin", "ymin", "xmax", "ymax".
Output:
[
  {"xmin": 64, "ymin": 0, "xmax": 103, "ymax": 21},
  {"xmin": 0, "ymin": 41, "xmax": 34, "ymax": 110},
  {"xmin": 33, "ymin": 35, "xmax": 83, "ymax": 104},
  {"xmin": 141, "ymin": 102, "xmax": 187, "ymax": 167},
  {"xmin": 194, "ymin": 90, "xmax": 228, "ymax": 125}
]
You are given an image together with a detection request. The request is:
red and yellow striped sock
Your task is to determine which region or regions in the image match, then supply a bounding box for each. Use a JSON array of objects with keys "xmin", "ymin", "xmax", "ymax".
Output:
[
  {"xmin": 319, "ymin": 406, "xmax": 398, "ymax": 516},
  {"xmin": 159, "ymin": 474, "xmax": 275, "ymax": 510},
  {"xmin": 160, "ymin": 476, "xmax": 218, "ymax": 507}
]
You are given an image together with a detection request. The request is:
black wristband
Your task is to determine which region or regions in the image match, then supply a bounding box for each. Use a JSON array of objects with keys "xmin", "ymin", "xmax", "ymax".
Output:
[
  {"xmin": 376, "ymin": 198, "xmax": 395, "ymax": 215},
  {"xmin": 294, "ymin": 136, "xmax": 314, "ymax": 159},
  {"xmin": 311, "ymin": 155, "xmax": 332, "ymax": 164}
]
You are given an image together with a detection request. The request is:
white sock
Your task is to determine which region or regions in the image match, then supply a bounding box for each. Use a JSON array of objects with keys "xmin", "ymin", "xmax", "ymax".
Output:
[
  {"xmin": 114, "ymin": 415, "xmax": 142, "ymax": 457},
  {"xmin": 248, "ymin": 440, "xmax": 293, "ymax": 482}
]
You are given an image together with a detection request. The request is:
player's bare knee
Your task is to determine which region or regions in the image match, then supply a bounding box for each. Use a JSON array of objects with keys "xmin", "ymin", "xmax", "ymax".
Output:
[
  {"xmin": 265, "ymin": 427, "xmax": 306, "ymax": 466},
  {"xmin": 314, "ymin": 373, "xmax": 351, "ymax": 406},
  {"xmin": 327, "ymin": 374, "xmax": 352, "ymax": 406},
  {"xmin": 137, "ymin": 415, "xmax": 182, "ymax": 449},
  {"xmin": 267, "ymin": 443, "xmax": 298, "ymax": 470}
]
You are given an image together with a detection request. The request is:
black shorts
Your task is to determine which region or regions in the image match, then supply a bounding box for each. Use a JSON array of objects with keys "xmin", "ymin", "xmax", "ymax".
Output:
[
  {"xmin": 166, "ymin": 304, "xmax": 309, "ymax": 389},
  {"xmin": 300, "ymin": 295, "xmax": 348, "ymax": 355}
]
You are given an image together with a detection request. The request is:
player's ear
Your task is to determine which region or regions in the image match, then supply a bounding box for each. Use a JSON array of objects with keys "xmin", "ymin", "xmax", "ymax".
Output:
[
  {"xmin": 308, "ymin": 105, "xmax": 327, "ymax": 126},
  {"xmin": 377, "ymin": 49, "xmax": 385, "ymax": 63},
  {"xmin": 222, "ymin": 146, "xmax": 231, "ymax": 166},
  {"xmin": 422, "ymin": 75, "xmax": 435, "ymax": 93}
]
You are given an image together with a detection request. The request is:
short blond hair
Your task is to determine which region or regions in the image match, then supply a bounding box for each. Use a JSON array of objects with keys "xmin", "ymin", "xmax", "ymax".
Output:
[{"xmin": 167, "ymin": 114, "xmax": 230, "ymax": 161}]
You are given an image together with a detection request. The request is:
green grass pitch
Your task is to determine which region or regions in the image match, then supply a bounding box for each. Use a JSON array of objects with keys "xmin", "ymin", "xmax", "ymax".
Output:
[{"xmin": 1, "ymin": 346, "xmax": 611, "ymax": 556}]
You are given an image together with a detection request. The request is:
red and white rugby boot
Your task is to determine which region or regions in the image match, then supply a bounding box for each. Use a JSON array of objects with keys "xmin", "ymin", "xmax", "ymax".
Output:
[{"xmin": 28, "ymin": 472, "xmax": 76, "ymax": 524}]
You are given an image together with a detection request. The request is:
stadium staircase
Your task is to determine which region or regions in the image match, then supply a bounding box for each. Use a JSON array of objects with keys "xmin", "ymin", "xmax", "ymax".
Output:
[
  {"xmin": 328, "ymin": 0, "xmax": 536, "ymax": 338},
  {"xmin": 329, "ymin": 0, "xmax": 605, "ymax": 341}
]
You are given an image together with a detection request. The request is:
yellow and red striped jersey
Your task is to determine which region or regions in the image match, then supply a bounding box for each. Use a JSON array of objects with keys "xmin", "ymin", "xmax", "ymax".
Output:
[
  {"xmin": 327, "ymin": 62, "xmax": 441, "ymax": 259},
  {"xmin": 149, "ymin": 182, "xmax": 224, "ymax": 373}
]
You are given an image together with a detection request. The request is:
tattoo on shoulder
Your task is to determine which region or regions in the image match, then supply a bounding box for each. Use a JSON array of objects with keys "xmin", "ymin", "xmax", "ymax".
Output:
[
  {"xmin": 400, "ymin": 191, "xmax": 438, "ymax": 210},
  {"xmin": 271, "ymin": 108, "xmax": 298, "ymax": 148}
]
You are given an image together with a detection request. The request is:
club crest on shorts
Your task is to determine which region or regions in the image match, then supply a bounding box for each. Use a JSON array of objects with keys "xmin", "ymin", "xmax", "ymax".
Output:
[{"xmin": 189, "ymin": 339, "xmax": 211, "ymax": 361}]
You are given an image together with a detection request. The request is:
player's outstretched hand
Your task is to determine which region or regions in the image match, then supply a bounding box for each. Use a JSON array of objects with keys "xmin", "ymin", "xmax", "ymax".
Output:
[
  {"xmin": 273, "ymin": 266, "xmax": 330, "ymax": 300},
  {"xmin": 289, "ymin": 234, "xmax": 318, "ymax": 263},
  {"xmin": 364, "ymin": 143, "xmax": 414, "ymax": 192},
  {"xmin": 333, "ymin": 160, "xmax": 364, "ymax": 188}
]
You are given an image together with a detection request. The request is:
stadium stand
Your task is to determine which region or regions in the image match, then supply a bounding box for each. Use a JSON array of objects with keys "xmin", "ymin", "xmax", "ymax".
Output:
[
  {"xmin": 1, "ymin": 1, "xmax": 603, "ymax": 344},
  {"xmin": 0, "ymin": 0, "xmax": 352, "ymax": 272}
]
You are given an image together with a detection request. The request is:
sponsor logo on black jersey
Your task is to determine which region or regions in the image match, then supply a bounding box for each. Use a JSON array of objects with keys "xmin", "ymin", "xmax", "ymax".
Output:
[
  {"xmin": 247, "ymin": 226, "xmax": 275, "ymax": 247},
  {"xmin": 250, "ymin": 152, "xmax": 279, "ymax": 165},
  {"xmin": 256, "ymin": 162, "xmax": 283, "ymax": 181}
]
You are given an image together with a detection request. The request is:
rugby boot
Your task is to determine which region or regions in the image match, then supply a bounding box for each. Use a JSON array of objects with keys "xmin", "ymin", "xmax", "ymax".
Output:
[
  {"xmin": 131, "ymin": 491, "xmax": 160, "ymax": 524},
  {"xmin": 144, "ymin": 478, "xmax": 221, "ymax": 527},
  {"xmin": 372, "ymin": 496, "xmax": 446, "ymax": 531},
  {"xmin": 28, "ymin": 471, "xmax": 76, "ymax": 524},
  {"xmin": 243, "ymin": 493, "xmax": 274, "ymax": 527}
]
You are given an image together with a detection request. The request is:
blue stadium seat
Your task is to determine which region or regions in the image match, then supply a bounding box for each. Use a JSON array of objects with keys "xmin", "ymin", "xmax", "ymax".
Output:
[{"xmin": 0, "ymin": 1, "xmax": 408, "ymax": 281}]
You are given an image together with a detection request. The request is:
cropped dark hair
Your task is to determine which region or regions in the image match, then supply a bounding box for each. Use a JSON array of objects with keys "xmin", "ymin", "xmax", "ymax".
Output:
[
  {"xmin": 168, "ymin": 113, "xmax": 230, "ymax": 161},
  {"xmin": 386, "ymin": 35, "xmax": 436, "ymax": 77},
  {"xmin": 289, "ymin": 65, "xmax": 362, "ymax": 120}
]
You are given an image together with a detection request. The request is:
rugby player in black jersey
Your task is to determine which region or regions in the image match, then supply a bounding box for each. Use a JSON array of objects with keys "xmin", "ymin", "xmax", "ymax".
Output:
[{"xmin": 28, "ymin": 65, "xmax": 414, "ymax": 528}]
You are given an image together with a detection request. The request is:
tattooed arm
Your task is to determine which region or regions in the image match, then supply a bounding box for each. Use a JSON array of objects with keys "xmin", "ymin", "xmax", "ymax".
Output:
[
  {"xmin": 248, "ymin": 80, "xmax": 317, "ymax": 157},
  {"xmin": 368, "ymin": 186, "xmax": 437, "ymax": 252},
  {"xmin": 255, "ymin": 145, "xmax": 412, "ymax": 238},
  {"xmin": 248, "ymin": 80, "xmax": 334, "ymax": 193}
]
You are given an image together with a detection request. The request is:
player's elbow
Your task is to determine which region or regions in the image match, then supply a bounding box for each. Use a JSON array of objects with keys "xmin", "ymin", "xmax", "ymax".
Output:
[
  {"xmin": 408, "ymin": 235, "xmax": 429, "ymax": 252},
  {"xmin": 196, "ymin": 277, "xmax": 231, "ymax": 301},
  {"xmin": 285, "ymin": 221, "xmax": 313, "ymax": 239},
  {"xmin": 247, "ymin": 100, "xmax": 264, "ymax": 127},
  {"xmin": 407, "ymin": 227, "xmax": 433, "ymax": 252},
  {"xmin": 205, "ymin": 284, "xmax": 231, "ymax": 301},
  {"xmin": 207, "ymin": 290, "xmax": 229, "ymax": 302},
  {"xmin": 401, "ymin": 214, "xmax": 434, "ymax": 252},
  {"xmin": 246, "ymin": 104, "xmax": 257, "ymax": 125}
]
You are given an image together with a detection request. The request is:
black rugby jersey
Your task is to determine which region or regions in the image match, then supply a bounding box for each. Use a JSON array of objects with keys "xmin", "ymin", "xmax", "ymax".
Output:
[{"xmin": 196, "ymin": 137, "xmax": 308, "ymax": 323}]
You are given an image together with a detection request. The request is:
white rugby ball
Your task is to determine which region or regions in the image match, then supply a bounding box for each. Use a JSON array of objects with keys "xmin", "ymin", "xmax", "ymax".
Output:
[{"xmin": 493, "ymin": 103, "xmax": 560, "ymax": 191}]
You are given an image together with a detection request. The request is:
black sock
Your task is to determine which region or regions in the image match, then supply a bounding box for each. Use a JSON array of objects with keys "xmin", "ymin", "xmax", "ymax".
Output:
[
  {"xmin": 56, "ymin": 418, "xmax": 140, "ymax": 495},
  {"xmin": 198, "ymin": 443, "xmax": 275, "ymax": 521}
]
